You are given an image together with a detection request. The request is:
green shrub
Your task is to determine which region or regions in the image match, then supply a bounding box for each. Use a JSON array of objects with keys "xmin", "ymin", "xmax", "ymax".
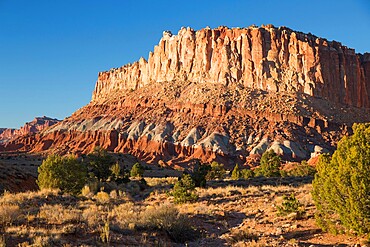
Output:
[
  {"xmin": 110, "ymin": 163, "xmax": 121, "ymax": 179},
  {"xmin": 191, "ymin": 163, "xmax": 210, "ymax": 187},
  {"xmin": 206, "ymin": 161, "xmax": 226, "ymax": 180},
  {"xmin": 312, "ymin": 123, "xmax": 370, "ymax": 236},
  {"xmin": 37, "ymin": 154, "xmax": 87, "ymax": 195},
  {"xmin": 171, "ymin": 174, "xmax": 198, "ymax": 204},
  {"xmin": 87, "ymin": 146, "xmax": 116, "ymax": 181},
  {"xmin": 130, "ymin": 162, "xmax": 144, "ymax": 178},
  {"xmin": 257, "ymin": 150, "xmax": 281, "ymax": 177},
  {"xmin": 241, "ymin": 168, "xmax": 254, "ymax": 179},
  {"xmin": 231, "ymin": 164, "xmax": 241, "ymax": 180},
  {"xmin": 277, "ymin": 193, "xmax": 304, "ymax": 219},
  {"xmin": 287, "ymin": 161, "xmax": 316, "ymax": 177}
]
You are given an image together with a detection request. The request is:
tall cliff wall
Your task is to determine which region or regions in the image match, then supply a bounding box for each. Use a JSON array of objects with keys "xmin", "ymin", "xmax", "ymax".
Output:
[{"xmin": 92, "ymin": 25, "xmax": 370, "ymax": 108}]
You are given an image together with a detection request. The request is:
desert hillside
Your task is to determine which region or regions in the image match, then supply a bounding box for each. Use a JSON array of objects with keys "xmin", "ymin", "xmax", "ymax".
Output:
[{"xmin": 1, "ymin": 25, "xmax": 369, "ymax": 168}]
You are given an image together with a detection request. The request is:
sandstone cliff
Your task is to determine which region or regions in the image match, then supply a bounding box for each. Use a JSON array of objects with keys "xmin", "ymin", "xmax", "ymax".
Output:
[
  {"xmin": 93, "ymin": 25, "xmax": 370, "ymax": 108},
  {"xmin": 0, "ymin": 117, "xmax": 60, "ymax": 142},
  {"xmin": 2, "ymin": 26, "xmax": 369, "ymax": 167}
]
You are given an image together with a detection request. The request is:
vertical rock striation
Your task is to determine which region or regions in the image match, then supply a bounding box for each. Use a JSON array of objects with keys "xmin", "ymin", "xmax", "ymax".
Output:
[{"xmin": 93, "ymin": 25, "xmax": 369, "ymax": 108}]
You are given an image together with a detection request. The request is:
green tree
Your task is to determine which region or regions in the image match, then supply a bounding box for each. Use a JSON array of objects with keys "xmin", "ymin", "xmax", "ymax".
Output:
[
  {"xmin": 37, "ymin": 154, "xmax": 87, "ymax": 195},
  {"xmin": 257, "ymin": 150, "xmax": 281, "ymax": 177},
  {"xmin": 172, "ymin": 174, "xmax": 198, "ymax": 204},
  {"xmin": 110, "ymin": 163, "xmax": 121, "ymax": 179},
  {"xmin": 241, "ymin": 168, "xmax": 254, "ymax": 179},
  {"xmin": 231, "ymin": 164, "xmax": 241, "ymax": 180},
  {"xmin": 130, "ymin": 162, "xmax": 144, "ymax": 178},
  {"xmin": 287, "ymin": 161, "xmax": 316, "ymax": 177},
  {"xmin": 277, "ymin": 193, "xmax": 304, "ymax": 219},
  {"xmin": 312, "ymin": 123, "xmax": 370, "ymax": 236},
  {"xmin": 87, "ymin": 146, "xmax": 116, "ymax": 181},
  {"xmin": 191, "ymin": 163, "xmax": 211, "ymax": 187},
  {"xmin": 206, "ymin": 161, "xmax": 226, "ymax": 180}
]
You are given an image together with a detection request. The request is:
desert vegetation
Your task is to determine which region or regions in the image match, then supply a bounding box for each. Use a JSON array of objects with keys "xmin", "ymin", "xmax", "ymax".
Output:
[
  {"xmin": 0, "ymin": 124, "xmax": 369, "ymax": 246},
  {"xmin": 312, "ymin": 123, "xmax": 370, "ymax": 237}
]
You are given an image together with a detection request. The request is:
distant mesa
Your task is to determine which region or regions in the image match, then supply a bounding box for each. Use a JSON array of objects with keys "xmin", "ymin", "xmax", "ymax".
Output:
[
  {"xmin": 1, "ymin": 25, "xmax": 369, "ymax": 167},
  {"xmin": 0, "ymin": 116, "xmax": 60, "ymax": 143}
]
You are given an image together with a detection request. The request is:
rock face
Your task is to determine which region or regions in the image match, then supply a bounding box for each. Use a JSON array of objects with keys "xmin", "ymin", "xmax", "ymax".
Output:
[
  {"xmin": 1, "ymin": 25, "xmax": 369, "ymax": 167},
  {"xmin": 93, "ymin": 25, "xmax": 370, "ymax": 108},
  {"xmin": 0, "ymin": 117, "xmax": 60, "ymax": 143}
]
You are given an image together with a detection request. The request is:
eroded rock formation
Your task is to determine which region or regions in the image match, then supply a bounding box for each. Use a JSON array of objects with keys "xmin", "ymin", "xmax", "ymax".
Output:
[
  {"xmin": 1, "ymin": 25, "xmax": 369, "ymax": 167},
  {"xmin": 0, "ymin": 117, "xmax": 60, "ymax": 143},
  {"xmin": 93, "ymin": 25, "xmax": 370, "ymax": 108}
]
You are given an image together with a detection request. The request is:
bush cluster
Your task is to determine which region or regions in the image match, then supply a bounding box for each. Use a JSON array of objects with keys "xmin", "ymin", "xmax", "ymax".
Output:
[
  {"xmin": 130, "ymin": 162, "xmax": 144, "ymax": 178},
  {"xmin": 171, "ymin": 174, "xmax": 198, "ymax": 204},
  {"xmin": 206, "ymin": 161, "xmax": 226, "ymax": 180},
  {"xmin": 37, "ymin": 147, "xmax": 130, "ymax": 195},
  {"xmin": 37, "ymin": 154, "xmax": 87, "ymax": 195},
  {"xmin": 312, "ymin": 123, "xmax": 370, "ymax": 236},
  {"xmin": 231, "ymin": 164, "xmax": 254, "ymax": 180},
  {"xmin": 254, "ymin": 150, "xmax": 281, "ymax": 177},
  {"xmin": 287, "ymin": 161, "xmax": 316, "ymax": 177},
  {"xmin": 276, "ymin": 193, "xmax": 304, "ymax": 219}
]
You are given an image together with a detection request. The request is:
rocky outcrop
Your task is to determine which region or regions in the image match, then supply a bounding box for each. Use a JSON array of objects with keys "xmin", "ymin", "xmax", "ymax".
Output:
[
  {"xmin": 0, "ymin": 116, "xmax": 60, "ymax": 142},
  {"xmin": 93, "ymin": 25, "xmax": 370, "ymax": 108},
  {"xmin": 1, "ymin": 26, "xmax": 369, "ymax": 167}
]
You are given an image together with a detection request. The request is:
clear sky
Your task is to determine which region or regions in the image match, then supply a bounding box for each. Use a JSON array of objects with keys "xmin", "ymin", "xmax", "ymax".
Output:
[{"xmin": 0, "ymin": 0, "xmax": 369, "ymax": 128}]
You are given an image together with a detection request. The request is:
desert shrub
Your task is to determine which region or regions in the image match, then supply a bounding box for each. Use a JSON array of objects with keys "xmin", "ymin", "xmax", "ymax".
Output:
[
  {"xmin": 37, "ymin": 154, "xmax": 87, "ymax": 195},
  {"xmin": 130, "ymin": 162, "xmax": 144, "ymax": 178},
  {"xmin": 38, "ymin": 204, "xmax": 80, "ymax": 224},
  {"xmin": 277, "ymin": 193, "xmax": 304, "ymax": 219},
  {"xmin": 287, "ymin": 161, "xmax": 316, "ymax": 177},
  {"xmin": 111, "ymin": 203, "xmax": 198, "ymax": 243},
  {"xmin": 312, "ymin": 123, "xmax": 370, "ymax": 236},
  {"xmin": 81, "ymin": 185, "xmax": 93, "ymax": 198},
  {"xmin": 100, "ymin": 218, "xmax": 110, "ymax": 244},
  {"xmin": 32, "ymin": 236, "xmax": 51, "ymax": 247},
  {"xmin": 191, "ymin": 163, "xmax": 210, "ymax": 187},
  {"xmin": 206, "ymin": 161, "xmax": 226, "ymax": 180},
  {"xmin": 141, "ymin": 204, "xmax": 198, "ymax": 243},
  {"xmin": 110, "ymin": 202, "xmax": 139, "ymax": 229},
  {"xmin": 241, "ymin": 168, "xmax": 254, "ymax": 179},
  {"xmin": 110, "ymin": 163, "xmax": 121, "ymax": 179},
  {"xmin": 82, "ymin": 204, "xmax": 105, "ymax": 228},
  {"xmin": 171, "ymin": 174, "xmax": 198, "ymax": 204},
  {"xmin": 256, "ymin": 150, "xmax": 281, "ymax": 177},
  {"xmin": 0, "ymin": 235, "xmax": 5, "ymax": 247},
  {"xmin": 0, "ymin": 204, "xmax": 20, "ymax": 225},
  {"xmin": 95, "ymin": 191, "xmax": 110, "ymax": 204},
  {"xmin": 231, "ymin": 164, "xmax": 241, "ymax": 180},
  {"xmin": 87, "ymin": 146, "xmax": 116, "ymax": 181}
]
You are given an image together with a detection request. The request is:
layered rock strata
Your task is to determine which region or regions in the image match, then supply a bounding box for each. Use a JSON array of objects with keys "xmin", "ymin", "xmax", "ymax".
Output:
[
  {"xmin": 0, "ymin": 117, "xmax": 60, "ymax": 143},
  {"xmin": 93, "ymin": 25, "xmax": 370, "ymax": 108},
  {"xmin": 1, "ymin": 25, "xmax": 369, "ymax": 167}
]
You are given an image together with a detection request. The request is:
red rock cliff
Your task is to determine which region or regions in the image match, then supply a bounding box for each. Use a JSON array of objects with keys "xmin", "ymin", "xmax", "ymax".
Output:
[
  {"xmin": 0, "ymin": 116, "xmax": 60, "ymax": 142},
  {"xmin": 93, "ymin": 25, "xmax": 369, "ymax": 108}
]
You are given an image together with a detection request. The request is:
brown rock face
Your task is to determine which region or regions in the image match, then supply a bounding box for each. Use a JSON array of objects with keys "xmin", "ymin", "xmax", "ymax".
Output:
[
  {"xmin": 93, "ymin": 25, "xmax": 369, "ymax": 108},
  {"xmin": 0, "ymin": 116, "xmax": 60, "ymax": 143},
  {"xmin": 1, "ymin": 25, "xmax": 369, "ymax": 167}
]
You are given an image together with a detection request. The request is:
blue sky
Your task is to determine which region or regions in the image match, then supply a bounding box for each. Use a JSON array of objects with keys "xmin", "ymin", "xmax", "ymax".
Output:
[{"xmin": 0, "ymin": 0, "xmax": 369, "ymax": 128}]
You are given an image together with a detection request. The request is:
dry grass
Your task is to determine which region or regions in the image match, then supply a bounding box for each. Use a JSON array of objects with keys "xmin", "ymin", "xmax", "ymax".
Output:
[
  {"xmin": 144, "ymin": 177, "xmax": 178, "ymax": 187},
  {"xmin": 38, "ymin": 204, "xmax": 81, "ymax": 225},
  {"xmin": 0, "ymin": 204, "xmax": 20, "ymax": 226},
  {"xmin": 0, "ymin": 178, "xmax": 366, "ymax": 246},
  {"xmin": 82, "ymin": 204, "xmax": 106, "ymax": 228},
  {"xmin": 110, "ymin": 202, "xmax": 139, "ymax": 229},
  {"xmin": 94, "ymin": 191, "xmax": 110, "ymax": 204}
]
